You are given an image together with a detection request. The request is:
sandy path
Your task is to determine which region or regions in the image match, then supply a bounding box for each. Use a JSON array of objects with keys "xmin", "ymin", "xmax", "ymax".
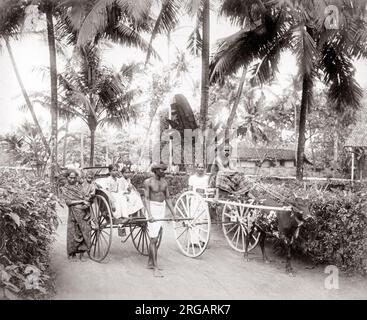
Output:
[{"xmin": 50, "ymin": 206, "xmax": 367, "ymax": 300}]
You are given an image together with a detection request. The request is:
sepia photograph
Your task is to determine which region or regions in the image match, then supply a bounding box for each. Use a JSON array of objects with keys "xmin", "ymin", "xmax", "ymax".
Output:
[{"xmin": 0, "ymin": 0, "xmax": 366, "ymax": 305}]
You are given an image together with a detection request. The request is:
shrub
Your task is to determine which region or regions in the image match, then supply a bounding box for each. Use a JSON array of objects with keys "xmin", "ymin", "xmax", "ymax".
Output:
[
  {"xmin": 296, "ymin": 189, "xmax": 367, "ymax": 275},
  {"xmin": 0, "ymin": 168, "xmax": 59, "ymax": 299}
]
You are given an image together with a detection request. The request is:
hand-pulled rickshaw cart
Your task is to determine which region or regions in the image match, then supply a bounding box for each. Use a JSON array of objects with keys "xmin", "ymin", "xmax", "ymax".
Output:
[
  {"xmin": 82, "ymin": 166, "xmax": 296, "ymax": 262},
  {"xmin": 82, "ymin": 167, "xmax": 212, "ymax": 262}
]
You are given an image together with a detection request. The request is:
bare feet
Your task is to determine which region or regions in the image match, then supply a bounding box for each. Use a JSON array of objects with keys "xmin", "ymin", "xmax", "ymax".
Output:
[
  {"xmin": 153, "ymin": 269, "xmax": 164, "ymax": 278},
  {"xmin": 148, "ymin": 264, "xmax": 163, "ymax": 270},
  {"xmin": 68, "ymin": 255, "xmax": 78, "ymax": 262},
  {"xmin": 80, "ymin": 256, "xmax": 89, "ymax": 262}
]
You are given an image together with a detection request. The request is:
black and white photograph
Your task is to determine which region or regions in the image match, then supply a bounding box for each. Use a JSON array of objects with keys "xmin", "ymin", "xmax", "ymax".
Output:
[{"xmin": 0, "ymin": 0, "xmax": 367, "ymax": 304}]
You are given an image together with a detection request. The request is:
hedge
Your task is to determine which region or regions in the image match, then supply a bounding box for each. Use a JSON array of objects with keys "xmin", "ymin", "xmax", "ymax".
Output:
[
  {"xmin": 0, "ymin": 169, "xmax": 59, "ymax": 299},
  {"xmin": 297, "ymin": 189, "xmax": 367, "ymax": 275}
]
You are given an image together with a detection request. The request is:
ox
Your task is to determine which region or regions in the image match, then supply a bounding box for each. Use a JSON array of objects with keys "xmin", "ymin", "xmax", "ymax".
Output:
[{"xmin": 244, "ymin": 195, "xmax": 312, "ymax": 276}]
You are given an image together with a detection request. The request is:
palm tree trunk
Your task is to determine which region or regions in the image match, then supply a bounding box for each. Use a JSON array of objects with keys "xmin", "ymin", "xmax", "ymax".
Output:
[
  {"xmin": 62, "ymin": 118, "xmax": 70, "ymax": 167},
  {"xmin": 5, "ymin": 36, "xmax": 50, "ymax": 154},
  {"xmin": 225, "ymin": 67, "xmax": 247, "ymax": 144},
  {"xmin": 333, "ymin": 117, "xmax": 339, "ymax": 174},
  {"xmin": 309, "ymin": 130, "xmax": 316, "ymax": 172},
  {"xmin": 296, "ymin": 76, "xmax": 311, "ymax": 180},
  {"xmin": 90, "ymin": 128, "xmax": 96, "ymax": 166},
  {"xmin": 200, "ymin": 0, "xmax": 210, "ymax": 164},
  {"xmin": 80, "ymin": 132, "xmax": 84, "ymax": 168},
  {"xmin": 45, "ymin": 4, "xmax": 58, "ymax": 183}
]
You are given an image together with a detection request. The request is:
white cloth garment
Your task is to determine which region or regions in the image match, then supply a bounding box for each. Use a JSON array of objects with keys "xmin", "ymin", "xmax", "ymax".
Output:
[
  {"xmin": 188, "ymin": 174, "xmax": 209, "ymax": 192},
  {"xmin": 147, "ymin": 200, "xmax": 165, "ymax": 238},
  {"xmin": 105, "ymin": 176, "xmax": 144, "ymax": 218}
]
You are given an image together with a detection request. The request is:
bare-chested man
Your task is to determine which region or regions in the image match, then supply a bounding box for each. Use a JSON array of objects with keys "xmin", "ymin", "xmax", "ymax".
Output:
[{"xmin": 143, "ymin": 163, "xmax": 176, "ymax": 277}]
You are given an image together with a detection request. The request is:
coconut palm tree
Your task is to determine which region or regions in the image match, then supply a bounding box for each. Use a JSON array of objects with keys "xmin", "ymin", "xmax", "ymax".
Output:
[
  {"xmin": 0, "ymin": 0, "xmax": 50, "ymax": 154},
  {"xmin": 0, "ymin": 0, "xmax": 74, "ymax": 182},
  {"xmin": 72, "ymin": 0, "xmax": 212, "ymax": 162},
  {"xmin": 210, "ymin": 0, "xmax": 367, "ymax": 180},
  {"xmin": 57, "ymin": 45, "xmax": 140, "ymax": 165}
]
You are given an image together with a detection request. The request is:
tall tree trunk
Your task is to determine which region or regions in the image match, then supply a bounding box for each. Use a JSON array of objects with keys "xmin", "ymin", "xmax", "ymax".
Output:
[
  {"xmin": 90, "ymin": 128, "xmax": 96, "ymax": 166},
  {"xmin": 225, "ymin": 67, "xmax": 247, "ymax": 144},
  {"xmin": 5, "ymin": 36, "xmax": 50, "ymax": 154},
  {"xmin": 62, "ymin": 118, "xmax": 70, "ymax": 167},
  {"xmin": 293, "ymin": 102, "xmax": 299, "ymax": 160},
  {"xmin": 309, "ymin": 130, "xmax": 316, "ymax": 172},
  {"xmin": 80, "ymin": 132, "xmax": 84, "ymax": 168},
  {"xmin": 296, "ymin": 75, "xmax": 311, "ymax": 180},
  {"xmin": 333, "ymin": 117, "xmax": 339, "ymax": 175},
  {"xmin": 200, "ymin": 0, "xmax": 210, "ymax": 164},
  {"xmin": 45, "ymin": 4, "xmax": 58, "ymax": 183}
]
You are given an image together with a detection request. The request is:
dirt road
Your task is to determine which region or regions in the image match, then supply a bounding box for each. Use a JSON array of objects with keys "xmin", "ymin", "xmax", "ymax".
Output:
[{"xmin": 50, "ymin": 206, "xmax": 367, "ymax": 300}]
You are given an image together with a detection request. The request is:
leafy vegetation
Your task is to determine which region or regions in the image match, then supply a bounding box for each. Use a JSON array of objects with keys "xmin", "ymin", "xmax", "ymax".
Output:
[
  {"xmin": 298, "ymin": 188, "xmax": 367, "ymax": 275},
  {"xmin": 0, "ymin": 168, "xmax": 59, "ymax": 299}
]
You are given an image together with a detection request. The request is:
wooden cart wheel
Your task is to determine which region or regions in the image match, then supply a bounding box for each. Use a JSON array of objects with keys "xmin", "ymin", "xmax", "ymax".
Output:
[
  {"xmin": 130, "ymin": 221, "xmax": 162, "ymax": 256},
  {"xmin": 88, "ymin": 194, "xmax": 113, "ymax": 262},
  {"xmin": 222, "ymin": 202, "xmax": 260, "ymax": 253},
  {"xmin": 173, "ymin": 191, "xmax": 211, "ymax": 258}
]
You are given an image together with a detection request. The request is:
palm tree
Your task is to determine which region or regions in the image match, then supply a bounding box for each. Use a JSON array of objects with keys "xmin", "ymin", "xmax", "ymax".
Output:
[
  {"xmin": 39, "ymin": 0, "xmax": 59, "ymax": 182},
  {"xmin": 57, "ymin": 45, "xmax": 139, "ymax": 165},
  {"xmin": 210, "ymin": 0, "xmax": 366, "ymax": 180},
  {"xmin": 0, "ymin": 0, "xmax": 74, "ymax": 182},
  {"xmin": 0, "ymin": 0, "xmax": 50, "ymax": 154},
  {"xmin": 74, "ymin": 0, "xmax": 212, "ymax": 163}
]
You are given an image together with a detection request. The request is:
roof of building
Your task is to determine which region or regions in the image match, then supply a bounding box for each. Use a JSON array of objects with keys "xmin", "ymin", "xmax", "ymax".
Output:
[{"xmin": 236, "ymin": 142, "xmax": 312, "ymax": 164}]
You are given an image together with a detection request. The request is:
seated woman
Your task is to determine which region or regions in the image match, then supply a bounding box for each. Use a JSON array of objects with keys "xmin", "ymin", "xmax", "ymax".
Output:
[
  {"xmin": 105, "ymin": 164, "xmax": 143, "ymax": 223},
  {"xmin": 120, "ymin": 167, "xmax": 144, "ymax": 217}
]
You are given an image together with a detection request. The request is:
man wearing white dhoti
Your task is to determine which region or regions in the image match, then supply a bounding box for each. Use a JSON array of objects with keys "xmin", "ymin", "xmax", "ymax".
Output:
[
  {"xmin": 143, "ymin": 163, "xmax": 176, "ymax": 277},
  {"xmin": 188, "ymin": 163, "xmax": 209, "ymax": 247}
]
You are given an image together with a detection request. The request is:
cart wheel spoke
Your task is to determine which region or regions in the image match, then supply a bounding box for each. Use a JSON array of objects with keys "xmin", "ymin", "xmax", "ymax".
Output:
[
  {"xmin": 222, "ymin": 203, "xmax": 260, "ymax": 253},
  {"xmin": 130, "ymin": 222, "xmax": 162, "ymax": 256},
  {"xmin": 173, "ymin": 191, "xmax": 210, "ymax": 258},
  {"xmin": 88, "ymin": 194, "xmax": 112, "ymax": 262}
]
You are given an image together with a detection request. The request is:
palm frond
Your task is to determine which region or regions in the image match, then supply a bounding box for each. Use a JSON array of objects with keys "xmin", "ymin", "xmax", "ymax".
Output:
[
  {"xmin": 76, "ymin": 0, "xmax": 116, "ymax": 46},
  {"xmin": 0, "ymin": 0, "xmax": 26, "ymax": 38},
  {"xmin": 145, "ymin": 0, "xmax": 181, "ymax": 64},
  {"xmin": 76, "ymin": 0, "xmax": 151, "ymax": 46},
  {"xmin": 210, "ymin": 10, "xmax": 291, "ymax": 84},
  {"xmin": 220, "ymin": 0, "xmax": 265, "ymax": 27},
  {"xmin": 320, "ymin": 45, "xmax": 363, "ymax": 113},
  {"xmin": 102, "ymin": 23, "xmax": 159, "ymax": 59},
  {"xmin": 290, "ymin": 24, "xmax": 317, "ymax": 76},
  {"xmin": 186, "ymin": 20, "xmax": 202, "ymax": 56}
]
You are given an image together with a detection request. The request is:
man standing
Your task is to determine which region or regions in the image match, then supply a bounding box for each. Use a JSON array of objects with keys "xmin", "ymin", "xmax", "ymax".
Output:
[{"xmin": 143, "ymin": 163, "xmax": 176, "ymax": 277}]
